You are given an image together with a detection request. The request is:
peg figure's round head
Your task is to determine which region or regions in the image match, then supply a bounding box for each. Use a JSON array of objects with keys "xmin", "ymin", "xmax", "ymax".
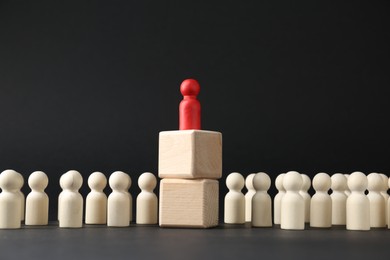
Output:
[
  {"xmin": 253, "ymin": 172, "xmax": 271, "ymax": 191},
  {"xmin": 331, "ymin": 173, "xmax": 347, "ymax": 191},
  {"xmin": 28, "ymin": 171, "xmax": 48, "ymax": 191},
  {"xmin": 88, "ymin": 172, "xmax": 107, "ymax": 191},
  {"xmin": 301, "ymin": 174, "xmax": 311, "ymax": 191},
  {"xmin": 367, "ymin": 173, "xmax": 382, "ymax": 192},
  {"xmin": 138, "ymin": 172, "xmax": 157, "ymax": 191},
  {"xmin": 109, "ymin": 171, "xmax": 130, "ymax": 191},
  {"xmin": 348, "ymin": 171, "xmax": 367, "ymax": 192},
  {"xmin": 125, "ymin": 173, "xmax": 132, "ymax": 189},
  {"xmin": 180, "ymin": 79, "xmax": 200, "ymax": 96},
  {"xmin": 226, "ymin": 172, "xmax": 244, "ymax": 191},
  {"xmin": 62, "ymin": 170, "xmax": 83, "ymax": 191},
  {"xmin": 312, "ymin": 172, "xmax": 331, "ymax": 192},
  {"xmin": 17, "ymin": 172, "xmax": 24, "ymax": 186},
  {"xmin": 59, "ymin": 174, "xmax": 66, "ymax": 189},
  {"xmin": 283, "ymin": 171, "xmax": 302, "ymax": 192},
  {"xmin": 245, "ymin": 173, "xmax": 256, "ymax": 190},
  {"xmin": 379, "ymin": 173, "xmax": 388, "ymax": 191},
  {"xmin": 0, "ymin": 169, "xmax": 23, "ymax": 191},
  {"xmin": 275, "ymin": 173, "xmax": 286, "ymax": 191}
]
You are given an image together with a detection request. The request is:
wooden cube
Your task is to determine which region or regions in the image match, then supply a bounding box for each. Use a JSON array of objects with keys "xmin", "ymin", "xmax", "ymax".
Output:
[
  {"xmin": 158, "ymin": 130, "xmax": 222, "ymax": 179},
  {"xmin": 159, "ymin": 179, "xmax": 219, "ymax": 228}
]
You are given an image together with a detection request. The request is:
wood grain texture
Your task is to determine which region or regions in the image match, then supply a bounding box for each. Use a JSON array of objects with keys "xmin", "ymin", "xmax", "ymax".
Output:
[
  {"xmin": 158, "ymin": 130, "xmax": 222, "ymax": 179},
  {"xmin": 159, "ymin": 179, "xmax": 219, "ymax": 228}
]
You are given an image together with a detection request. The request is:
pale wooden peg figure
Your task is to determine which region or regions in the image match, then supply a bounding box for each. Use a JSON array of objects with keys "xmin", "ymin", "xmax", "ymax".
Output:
[
  {"xmin": 252, "ymin": 172, "xmax": 272, "ymax": 227},
  {"xmin": 379, "ymin": 173, "xmax": 389, "ymax": 226},
  {"xmin": 310, "ymin": 173, "xmax": 332, "ymax": 228},
  {"xmin": 58, "ymin": 170, "xmax": 83, "ymax": 228},
  {"xmin": 107, "ymin": 171, "xmax": 130, "ymax": 227},
  {"xmin": 299, "ymin": 174, "xmax": 311, "ymax": 223},
  {"xmin": 281, "ymin": 171, "xmax": 304, "ymax": 230},
  {"xmin": 136, "ymin": 172, "xmax": 158, "ymax": 224},
  {"xmin": 273, "ymin": 173, "xmax": 285, "ymax": 225},
  {"xmin": 244, "ymin": 173, "xmax": 256, "ymax": 222},
  {"xmin": 346, "ymin": 171, "xmax": 370, "ymax": 231},
  {"xmin": 344, "ymin": 174, "xmax": 351, "ymax": 196},
  {"xmin": 224, "ymin": 172, "xmax": 245, "ymax": 224},
  {"xmin": 0, "ymin": 169, "xmax": 23, "ymax": 229},
  {"xmin": 367, "ymin": 173, "xmax": 386, "ymax": 228},
  {"xmin": 330, "ymin": 173, "xmax": 347, "ymax": 225},
  {"xmin": 85, "ymin": 172, "xmax": 107, "ymax": 224},
  {"xmin": 25, "ymin": 171, "xmax": 49, "ymax": 225}
]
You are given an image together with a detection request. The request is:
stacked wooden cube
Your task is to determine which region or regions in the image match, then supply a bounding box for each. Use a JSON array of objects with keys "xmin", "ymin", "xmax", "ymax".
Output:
[{"xmin": 158, "ymin": 129, "xmax": 222, "ymax": 228}]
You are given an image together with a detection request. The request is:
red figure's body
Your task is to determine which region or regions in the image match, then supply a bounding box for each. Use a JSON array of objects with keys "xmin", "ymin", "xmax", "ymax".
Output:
[{"xmin": 179, "ymin": 79, "xmax": 201, "ymax": 130}]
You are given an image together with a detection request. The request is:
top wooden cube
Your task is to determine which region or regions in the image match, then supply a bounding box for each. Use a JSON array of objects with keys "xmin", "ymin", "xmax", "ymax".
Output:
[{"xmin": 158, "ymin": 130, "xmax": 222, "ymax": 179}]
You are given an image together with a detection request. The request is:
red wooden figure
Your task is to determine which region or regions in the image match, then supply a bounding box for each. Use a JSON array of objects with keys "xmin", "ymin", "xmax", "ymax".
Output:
[{"xmin": 179, "ymin": 79, "xmax": 201, "ymax": 130}]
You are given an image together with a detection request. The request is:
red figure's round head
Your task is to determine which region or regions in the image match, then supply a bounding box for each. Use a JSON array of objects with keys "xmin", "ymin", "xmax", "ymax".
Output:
[{"xmin": 180, "ymin": 79, "xmax": 200, "ymax": 96}]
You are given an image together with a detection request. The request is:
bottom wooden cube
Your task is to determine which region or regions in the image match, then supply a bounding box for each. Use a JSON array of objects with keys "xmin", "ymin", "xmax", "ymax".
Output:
[{"xmin": 159, "ymin": 178, "xmax": 219, "ymax": 228}]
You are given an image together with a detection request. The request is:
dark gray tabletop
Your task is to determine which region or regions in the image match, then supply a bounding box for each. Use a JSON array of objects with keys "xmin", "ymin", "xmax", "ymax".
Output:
[{"xmin": 0, "ymin": 223, "xmax": 389, "ymax": 260}]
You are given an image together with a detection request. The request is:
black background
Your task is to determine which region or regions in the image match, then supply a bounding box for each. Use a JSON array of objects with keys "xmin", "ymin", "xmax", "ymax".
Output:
[{"xmin": 0, "ymin": 1, "xmax": 389, "ymax": 221}]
